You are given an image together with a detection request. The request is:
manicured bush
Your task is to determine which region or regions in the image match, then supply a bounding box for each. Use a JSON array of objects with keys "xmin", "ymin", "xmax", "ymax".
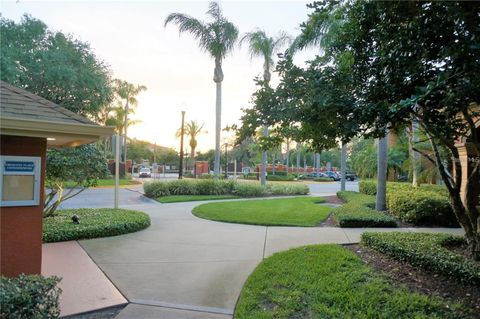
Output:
[
  {"xmin": 387, "ymin": 190, "xmax": 458, "ymax": 226},
  {"xmin": 268, "ymin": 183, "xmax": 309, "ymax": 196},
  {"xmin": 358, "ymin": 180, "xmax": 457, "ymax": 227},
  {"xmin": 233, "ymin": 183, "xmax": 268, "ymax": 197},
  {"xmin": 266, "ymin": 174, "xmax": 295, "ymax": 181},
  {"xmin": 361, "ymin": 232, "xmax": 480, "ymax": 286},
  {"xmin": 313, "ymin": 177, "xmax": 333, "ymax": 182},
  {"xmin": 144, "ymin": 180, "xmax": 309, "ymax": 199},
  {"xmin": 198, "ymin": 174, "xmax": 214, "ymax": 179},
  {"xmin": 333, "ymin": 191, "xmax": 397, "ymax": 227},
  {"xmin": 0, "ymin": 274, "xmax": 61, "ymax": 319},
  {"xmin": 43, "ymin": 208, "xmax": 151, "ymax": 242}
]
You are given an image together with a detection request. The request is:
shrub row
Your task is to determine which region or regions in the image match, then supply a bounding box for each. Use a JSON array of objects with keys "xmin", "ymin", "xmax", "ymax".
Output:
[
  {"xmin": 144, "ymin": 180, "xmax": 308, "ymax": 199},
  {"xmin": 43, "ymin": 208, "xmax": 151, "ymax": 243},
  {"xmin": 361, "ymin": 232, "xmax": 480, "ymax": 286},
  {"xmin": 0, "ymin": 274, "xmax": 61, "ymax": 319},
  {"xmin": 266, "ymin": 174, "xmax": 295, "ymax": 181},
  {"xmin": 358, "ymin": 180, "xmax": 457, "ymax": 227},
  {"xmin": 333, "ymin": 191, "xmax": 397, "ymax": 227}
]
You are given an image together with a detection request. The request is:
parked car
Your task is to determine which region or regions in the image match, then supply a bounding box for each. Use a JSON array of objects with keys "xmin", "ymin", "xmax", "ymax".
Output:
[
  {"xmin": 139, "ymin": 167, "xmax": 151, "ymax": 178},
  {"xmin": 307, "ymin": 172, "xmax": 326, "ymax": 178},
  {"xmin": 324, "ymin": 171, "xmax": 341, "ymax": 181},
  {"xmin": 345, "ymin": 172, "xmax": 357, "ymax": 181}
]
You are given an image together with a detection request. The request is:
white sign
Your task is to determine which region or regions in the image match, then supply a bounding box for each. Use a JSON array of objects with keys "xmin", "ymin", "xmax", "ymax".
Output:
[{"xmin": 0, "ymin": 156, "xmax": 41, "ymax": 207}]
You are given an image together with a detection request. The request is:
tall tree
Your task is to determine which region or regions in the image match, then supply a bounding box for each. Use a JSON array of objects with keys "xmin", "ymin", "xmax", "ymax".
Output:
[
  {"xmin": 165, "ymin": 1, "xmax": 238, "ymax": 179},
  {"xmin": 113, "ymin": 79, "xmax": 147, "ymax": 162},
  {"xmin": 241, "ymin": 29, "xmax": 290, "ymax": 186},
  {"xmin": 0, "ymin": 14, "xmax": 113, "ymax": 118}
]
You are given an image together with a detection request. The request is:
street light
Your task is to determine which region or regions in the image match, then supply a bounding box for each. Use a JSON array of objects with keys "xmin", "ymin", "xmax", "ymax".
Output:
[{"xmin": 178, "ymin": 111, "xmax": 185, "ymax": 179}]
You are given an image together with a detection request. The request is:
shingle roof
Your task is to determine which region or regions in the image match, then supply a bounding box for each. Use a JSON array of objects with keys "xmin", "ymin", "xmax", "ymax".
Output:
[{"xmin": 0, "ymin": 80, "xmax": 97, "ymax": 125}]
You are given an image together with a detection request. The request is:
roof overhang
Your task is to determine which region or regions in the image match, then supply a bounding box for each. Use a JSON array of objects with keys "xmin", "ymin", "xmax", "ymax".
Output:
[{"xmin": 1, "ymin": 117, "xmax": 114, "ymax": 148}]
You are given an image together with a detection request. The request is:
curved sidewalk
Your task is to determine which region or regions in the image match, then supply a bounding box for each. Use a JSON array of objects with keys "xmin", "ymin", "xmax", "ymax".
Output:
[{"xmin": 78, "ymin": 199, "xmax": 463, "ymax": 318}]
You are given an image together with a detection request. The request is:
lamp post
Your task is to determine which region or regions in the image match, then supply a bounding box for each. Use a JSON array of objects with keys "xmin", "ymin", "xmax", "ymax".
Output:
[
  {"xmin": 224, "ymin": 142, "xmax": 228, "ymax": 179},
  {"xmin": 178, "ymin": 111, "xmax": 185, "ymax": 179}
]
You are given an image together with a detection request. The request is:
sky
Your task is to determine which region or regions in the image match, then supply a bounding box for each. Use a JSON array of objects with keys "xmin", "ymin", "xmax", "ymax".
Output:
[{"xmin": 1, "ymin": 0, "xmax": 318, "ymax": 152}]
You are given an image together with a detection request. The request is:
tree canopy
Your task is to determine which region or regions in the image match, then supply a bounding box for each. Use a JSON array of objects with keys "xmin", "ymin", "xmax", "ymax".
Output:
[{"xmin": 0, "ymin": 14, "xmax": 113, "ymax": 118}]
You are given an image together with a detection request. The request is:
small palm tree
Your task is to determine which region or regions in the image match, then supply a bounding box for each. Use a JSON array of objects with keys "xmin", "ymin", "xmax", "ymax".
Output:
[
  {"xmin": 165, "ymin": 1, "xmax": 238, "ymax": 179},
  {"xmin": 176, "ymin": 121, "xmax": 207, "ymax": 167},
  {"xmin": 241, "ymin": 29, "xmax": 291, "ymax": 185}
]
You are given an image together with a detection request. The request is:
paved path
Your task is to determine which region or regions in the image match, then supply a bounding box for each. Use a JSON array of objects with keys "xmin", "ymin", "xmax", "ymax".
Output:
[{"xmin": 75, "ymin": 187, "xmax": 462, "ymax": 318}]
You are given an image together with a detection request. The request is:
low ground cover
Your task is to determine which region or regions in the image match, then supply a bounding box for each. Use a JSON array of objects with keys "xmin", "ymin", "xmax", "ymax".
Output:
[
  {"xmin": 361, "ymin": 232, "xmax": 480, "ymax": 285},
  {"xmin": 332, "ymin": 191, "xmax": 397, "ymax": 227},
  {"xmin": 43, "ymin": 208, "xmax": 151, "ymax": 242},
  {"xmin": 192, "ymin": 197, "xmax": 330, "ymax": 226},
  {"xmin": 157, "ymin": 195, "xmax": 239, "ymax": 203},
  {"xmin": 359, "ymin": 180, "xmax": 457, "ymax": 226},
  {"xmin": 235, "ymin": 245, "xmax": 470, "ymax": 318},
  {"xmin": 144, "ymin": 179, "xmax": 309, "ymax": 200}
]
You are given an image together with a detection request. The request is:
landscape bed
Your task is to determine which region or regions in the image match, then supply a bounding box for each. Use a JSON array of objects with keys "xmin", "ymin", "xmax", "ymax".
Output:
[
  {"xmin": 332, "ymin": 191, "xmax": 397, "ymax": 227},
  {"xmin": 235, "ymin": 244, "xmax": 472, "ymax": 318},
  {"xmin": 157, "ymin": 195, "xmax": 240, "ymax": 203},
  {"xmin": 192, "ymin": 197, "xmax": 331, "ymax": 226},
  {"xmin": 43, "ymin": 208, "xmax": 151, "ymax": 242}
]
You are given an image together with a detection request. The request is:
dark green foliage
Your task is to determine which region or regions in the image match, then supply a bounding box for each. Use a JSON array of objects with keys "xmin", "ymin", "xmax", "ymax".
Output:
[
  {"xmin": 358, "ymin": 181, "xmax": 457, "ymax": 226},
  {"xmin": 144, "ymin": 180, "xmax": 309, "ymax": 199},
  {"xmin": 157, "ymin": 195, "xmax": 239, "ymax": 203},
  {"xmin": 361, "ymin": 232, "xmax": 480, "ymax": 286},
  {"xmin": 313, "ymin": 177, "xmax": 333, "ymax": 182},
  {"xmin": 0, "ymin": 15, "xmax": 112, "ymax": 117},
  {"xmin": 333, "ymin": 191, "xmax": 397, "ymax": 227},
  {"xmin": 42, "ymin": 208, "xmax": 150, "ymax": 243},
  {"xmin": 266, "ymin": 174, "xmax": 295, "ymax": 181},
  {"xmin": 235, "ymin": 245, "xmax": 469, "ymax": 318},
  {"xmin": 0, "ymin": 274, "xmax": 61, "ymax": 319}
]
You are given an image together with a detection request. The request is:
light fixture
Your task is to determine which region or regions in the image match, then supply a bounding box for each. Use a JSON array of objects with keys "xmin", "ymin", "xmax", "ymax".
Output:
[{"xmin": 47, "ymin": 137, "xmax": 56, "ymax": 141}]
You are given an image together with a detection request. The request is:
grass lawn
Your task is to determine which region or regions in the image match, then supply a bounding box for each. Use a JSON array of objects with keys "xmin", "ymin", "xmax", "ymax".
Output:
[
  {"xmin": 65, "ymin": 178, "xmax": 141, "ymax": 188},
  {"xmin": 192, "ymin": 197, "xmax": 330, "ymax": 226},
  {"xmin": 43, "ymin": 208, "xmax": 150, "ymax": 242},
  {"xmin": 157, "ymin": 195, "xmax": 240, "ymax": 203},
  {"xmin": 235, "ymin": 245, "xmax": 469, "ymax": 319}
]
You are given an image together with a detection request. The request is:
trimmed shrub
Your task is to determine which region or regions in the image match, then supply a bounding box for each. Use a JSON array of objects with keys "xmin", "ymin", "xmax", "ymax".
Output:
[
  {"xmin": 359, "ymin": 180, "xmax": 377, "ymax": 195},
  {"xmin": 361, "ymin": 232, "xmax": 480, "ymax": 285},
  {"xmin": 43, "ymin": 208, "xmax": 151, "ymax": 242},
  {"xmin": 387, "ymin": 190, "xmax": 458, "ymax": 226},
  {"xmin": 144, "ymin": 181, "xmax": 170, "ymax": 198},
  {"xmin": 233, "ymin": 183, "xmax": 268, "ymax": 197},
  {"xmin": 198, "ymin": 174, "xmax": 214, "ymax": 179},
  {"xmin": 268, "ymin": 184, "xmax": 309, "ymax": 196},
  {"xmin": 313, "ymin": 177, "xmax": 333, "ymax": 182},
  {"xmin": 0, "ymin": 274, "xmax": 62, "ymax": 319},
  {"xmin": 266, "ymin": 174, "xmax": 295, "ymax": 181},
  {"xmin": 333, "ymin": 191, "xmax": 397, "ymax": 227}
]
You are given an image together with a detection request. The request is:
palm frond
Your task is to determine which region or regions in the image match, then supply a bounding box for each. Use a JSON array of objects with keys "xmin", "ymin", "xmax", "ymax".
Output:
[{"xmin": 164, "ymin": 13, "xmax": 208, "ymax": 42}]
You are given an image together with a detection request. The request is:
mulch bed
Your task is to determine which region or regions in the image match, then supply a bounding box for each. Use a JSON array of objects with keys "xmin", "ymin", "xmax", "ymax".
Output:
[
  {"xmin": 322, "ymin": 195, "xmax": 344, "ymax": 205},
  {"xmin": 345, "ymin": 244, "xmax": 480, "ymax": 314}
]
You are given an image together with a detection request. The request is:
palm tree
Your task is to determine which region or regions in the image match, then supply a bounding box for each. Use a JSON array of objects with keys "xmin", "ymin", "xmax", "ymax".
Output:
[
  {"xmin": 165, "ymin": 1, "xmax": 238, "ymax": 179},
  {"xmin": 176, "ymin": 121, "xmax": 207, "ymax": 169},
  {"xmin": 114, "ymin": 79, "xmax": 147, "ymax": 162},
  {"xmin": 241, "ymin": 29, "xmax": 291, "ymax": 185}
]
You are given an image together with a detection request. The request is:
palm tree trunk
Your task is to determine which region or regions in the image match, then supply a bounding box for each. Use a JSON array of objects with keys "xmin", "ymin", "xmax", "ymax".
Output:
[
  {"xmin": 214, "ymin": 81, "xmax": 222, "ymax": 178},
  {"xmin": 260, "ymin": 127, "xmax": 268, "ymax": 186},
  {"xmin": 341, "ymin": 143, "xmax": 347, "ymax": 191},
  {"xmin": 296, "ymin": 142, "xmax": 301, "ymax": 177},
  {"xmin": 376, "ymin": 135, "xmax": 388, "ymax": 211},
  {"xmin": 123, "ymin": 99, "xmax": 129, "ymax": 163},
  {"xmin": 285, "ymin": 139, "xmax": 290, "ymax": 169}
]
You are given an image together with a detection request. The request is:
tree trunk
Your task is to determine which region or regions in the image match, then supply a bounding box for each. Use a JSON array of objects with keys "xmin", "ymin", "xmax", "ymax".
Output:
[
  {"xmin": 376, "ymin": 136, "xmax": 388, "ymax": 211},
  {"xmin": 213, "ymin": 81, "xmax": 222, "ymax": 178},
  {"xmin": 285, "ymin": 140, "xmax": 290, "ymax": 169},
  {"xmin": 272, "ymin": 153, "xmax": 276, "ymax": 175},
  {"xmin": 123, "ymin": 99, "xmax": 129, "ymax": 163},
  {"xmin": 260, "ymin": 127, "xmax": 268, "ymax": 186},
  {"xmin": 315, "ymin": 153, "xmax": 320, "ymax": 174},
  {"xmin": 303, "ymin": 153, "xmax": 307, "ymax": 175},
  {"xmin": 341, "ymin": 143, "xmax": 347, "ymax": 191},
  {"xmin": 296, "ymin": 142, "xmax": 301, "ymax": 176}
]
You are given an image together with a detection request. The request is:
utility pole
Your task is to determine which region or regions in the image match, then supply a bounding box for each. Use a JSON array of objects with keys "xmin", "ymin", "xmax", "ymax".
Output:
[
  {"xmin": 178, "ymin": 111, "xmax": 185, "ymax": 179},
  {"xmin": 224, "ymin": 143, "xmax": 228, "ymax": 179}
]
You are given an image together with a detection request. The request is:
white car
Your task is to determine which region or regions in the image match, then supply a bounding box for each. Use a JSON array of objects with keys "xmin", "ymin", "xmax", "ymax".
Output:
[{"xmin": 139, "ymin": 168, "xmax": 151, "ymax": 178}]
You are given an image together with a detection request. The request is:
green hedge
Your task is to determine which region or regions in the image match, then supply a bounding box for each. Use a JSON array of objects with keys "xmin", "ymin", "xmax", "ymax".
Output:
[
  {"xmin": 333, "ymin": 191, "xmax": 397, "ymax": 227},
  {"xmin": 358, "ymin": 180, "xmax": 457, "ymax": 227},
  {"xmin": 1, "ymin": 274, "xmax": 61, "ymax": 319},
  {"xmin": 266, "ymin": 174, "xmax": 295, "ymax": 181},
  {"xmin": 144, "ymin": 180, "xmax": 309, "ymax": 199},
  {"xmin": 43, "ymin": 208, "xmax": 151, "ymax": 242},
  {"xmin": 313, "ymin": 177, "xmax": 333, "ymax": 182},
  {"xmin": 361, "ymin": 232, "xmax": 480, "ymax": 286}
]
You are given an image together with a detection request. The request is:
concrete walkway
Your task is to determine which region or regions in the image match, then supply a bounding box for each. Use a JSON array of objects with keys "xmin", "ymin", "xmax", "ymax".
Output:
[{"xmin": 77, "ymin": 198, "xmax": 464, "ymax": 319}]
